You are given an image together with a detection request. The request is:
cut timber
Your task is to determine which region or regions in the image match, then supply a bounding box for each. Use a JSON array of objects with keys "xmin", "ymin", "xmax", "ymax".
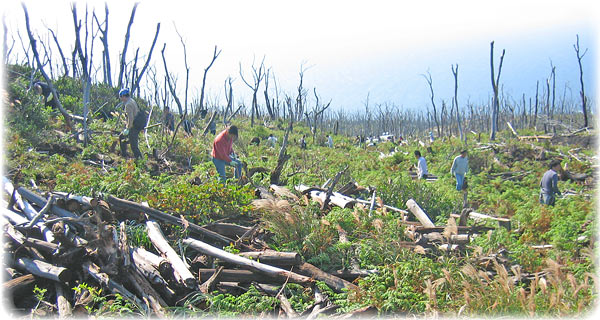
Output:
[
  {"xmin": 183, "ymin": 238, "xmax": 313, "ymax": 285},
  {"xmin": 107, "ymin": 195, "xmax": 236, "ymax": 246},
  {"xmin": 238, "ymin": 250, "xmax": 303, "ymax": 266},
  {"xmin": 15, "ymin": 257, "xmax": 70, "ymax": 282},
  {"xmin": 295, "ymin": 185, "xmax": 356, "ymax": 209},
  {"xmin": 55, "ymin": 283, "xmax": 73, "ymax": 318},
  {"xmin": 131, "ymin": 247, "xmax": 173, "ymax": 277},
  {"xmin": 295, "ymin": 262, "xmax": 358, "ymax": 293},
  {"xmin": 405, "ymin": 199, "xmax": 435, "ymax": 227},
  {"xmin": 82, "ymin": 261, "xmax": 143, "ymax": 307},
  {"xmin": 450, "ymin": 211, "xmax": 511, "ymax": 229},
  {"xmin": 146, "ymin": 221, "xmax": 197, "ymax": 289}
]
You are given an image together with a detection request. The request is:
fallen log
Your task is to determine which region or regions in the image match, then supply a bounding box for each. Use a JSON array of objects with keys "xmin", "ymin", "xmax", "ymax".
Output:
[
  {"xmin": 107, "ymin": 195, "xmax": 237, "ymax": 246},
  {"xmin": 15, "ymin": 257, "xmax": 70, "ymax": 282},
  {"xmin": 55, "ymin": 283, "xmax": 73, "ymax": 318},
  {"xmin": 127, "ymin": 268, "xmax": 168, "ymax": 317},
  {"xmin": 330, "ymin": 269, "xmax": 379, "ymax": 282},
  {"xmin": 82, "ymin": 261, "xmax": 144, "ymax": 308},
  {"xmin": 146, "ymin": 221, "xmax": 197, "ymax": 289},
  {"xmin": 405, "ymin": 199, "xmax": 435, "ymax": 228},
  {"xmin": 199, "ymin": 266, "xmax": 224, "ymax": 294},
  {"xmin": 3, "ymin": 179, "xmax": 55, "ymax": 242},
  {"xmin": 238, "ymin": 250, "xmax": 303, "ymax": 266},
  {"xmin": 183, "ymin": 238, "xmax": 313, "ymax": 285},
  {"xmin": 3, "ymin": 274, "xmax": 36, "ymax": 297},
  {"xmin": 294, "ymin": 262, "xmax": 358, "ymax": 293},
  {"xmin": 278, "ymin": 293, "xmax": 299, "ymax": 318},
  {"xmin": 295, "ymin": 185, "xmax": 356, "ymax": 209},
  {"xmin": 131, "ymin": 247, "xmax": 174, "ymax": 279}
]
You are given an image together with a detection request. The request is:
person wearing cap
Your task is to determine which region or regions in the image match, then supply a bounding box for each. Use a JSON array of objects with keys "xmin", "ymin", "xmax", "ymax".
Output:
[
  {"xmin": 118, "ymin": 88, "xmax": 143, "ymax": 159},
  {"xmin": 451, "ymin": 150, "xmax": 469, "ymax": 191},
  {"xmin": 414, "ymin": 150, "xmax": 428, "ymax": 179},
  {"xmin": 33, "ymin": 81, "xmax": 59, "ymax": 109},
  {"xmin": 211, "ymin": 125, "xmax": 242, "ymax": 182},
  {"xmin": 539, "ymin": 160, "xmax": 562, "ymax": 206}
]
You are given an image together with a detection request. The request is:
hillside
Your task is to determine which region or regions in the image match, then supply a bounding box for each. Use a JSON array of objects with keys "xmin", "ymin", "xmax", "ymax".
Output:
[{"xmin": 2, "ymin": 65, "xmax": 597, "ymax": 318}]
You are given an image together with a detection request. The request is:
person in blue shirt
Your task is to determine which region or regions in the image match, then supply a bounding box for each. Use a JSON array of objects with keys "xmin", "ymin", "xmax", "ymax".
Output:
[{"xmin": 539, "ymin": 160, "xmax": 562, "ymax": 206}]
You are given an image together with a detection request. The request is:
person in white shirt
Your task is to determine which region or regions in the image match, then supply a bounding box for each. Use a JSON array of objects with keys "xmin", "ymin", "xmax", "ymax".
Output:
[
  {"xmin": 414, "ymin": 150, "xmax": 428, "ymax": 179},
  {"xmin": 327, "ymin": 135, "xmax": 333, "ymax": 148},
  {"xmin": 451, "ymin": 150, "xmax": 469, "ymax": 191},
  {"xmin": 267, "ymin": 134, "xmax": 277, "ymax": 148}
]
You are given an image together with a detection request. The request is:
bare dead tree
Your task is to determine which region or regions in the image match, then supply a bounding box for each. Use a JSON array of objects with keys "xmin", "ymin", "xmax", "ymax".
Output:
[
  {"xmin": 194, "ymin": 45, "xmax": 221, "ymax": 122},
  {"xmin": 311, "ymin": 88, "xmax": 331, "ymax": 143},
  {"xmin": 422, "ymin": 71, "xmax": 441, "ymax": 137},
  {"xmin": 451, "ymin": 64, "xmax": 464, "ymax": 143},
  {"xmin": 549, "ymin": 61, "xmax": 556, "ymax": 121},
  {"xmin": 117, "ymin": 2, "xmax": 138, "ymax": 89},
  {"xmin": 533, "ymin": 80, "xmax": 539, "ymax": 128},
  {"xmin": 573, "ymin": 34, "xmax": 589, "ymax": 128},
  {"xmin": 295, "ymin": 64, "xmax": 309, "ymax": 122},
  {"xmin": 2, "ymin": 15, "xmax": 7, "ymax": 65},
  {"xmin": 223, "ymin": 76, "xmax": 234, "ymax": 122},
  {"xmin": 46, "ymin": 27, "xmax": 69, "ymax": 77},
  {"xmin": 263, "ymin": 68, "xmax": 275, "ymax": 120},
  {"xmin": 22, "ymin": 3, "xmax": 74, "ymax": 132},
  {"xmin": 173, "ymin": 24, "xmax": 190, "ymax": 118},
  {"xmin": 239, "ymin": 56, "xmax": 266, "ymax": 127},
  {"xmin": 489, "ymin": 41, "xmax": 505, "ymax": 141},
  {"xmin": 93, "ymin": 3, "xmax": 111, "ymax": 86},
  {"xmin": 130, "ymin": 22, "xmax": 160, "ymax": 96}
]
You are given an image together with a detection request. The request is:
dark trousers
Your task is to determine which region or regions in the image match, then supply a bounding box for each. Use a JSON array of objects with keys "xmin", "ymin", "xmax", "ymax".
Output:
[{"xmin": 120, "ymin": 127, "xmax": 142, "ymax": 159}]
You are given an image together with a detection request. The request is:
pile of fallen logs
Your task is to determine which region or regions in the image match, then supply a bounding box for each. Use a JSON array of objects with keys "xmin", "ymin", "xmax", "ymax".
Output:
[
  {"xmin": 2, "ymin": 176, "xmax": 368, "ymax": 318},
  {"xmin": 3, "ymin": 171, "xmax": 519, "ymax": 317}
]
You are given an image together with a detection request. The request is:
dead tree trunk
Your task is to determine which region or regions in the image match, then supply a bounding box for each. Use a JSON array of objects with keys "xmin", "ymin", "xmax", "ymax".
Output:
[
  {"xmin": 47, "ymin": 28, "xmax": 69, "ymax": 77},
  {"xmin": 423, "ymin": 71, "xmax": 441, "ymax": 137},
  {"xmin": 117, "ymin": 3, "xmax": 138, "ymax": 89},
  {"xmin": 489, "ymin": 41, "xmax": 505, "ymax": 141},
  {"xmin": 452, "ymin": 64, "xmax": 464, "ymax": 143},
  {"xmin": 195, "ymin": 45, "xmax": 221, "ymax": 122},
  {"xmin": 131, "ymin": 23, "xmax": 161, "ymax": 95},
  {"xmin": 574, "ymin": 34, "xmax": 589, "ymax": 128},
  {"xmin": 93, "ymin": 3, "xmax": 111, "ymax": 86},
  {"xmin": 240, "ymin": 57, "xmax": 266, "ymax": 127},
  {"xmin": 22, "ymin": 4, "xmax": 74, "ymax": 131}
]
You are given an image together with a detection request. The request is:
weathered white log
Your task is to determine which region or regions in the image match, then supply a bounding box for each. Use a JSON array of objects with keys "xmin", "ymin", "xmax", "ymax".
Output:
[
  {"xmin": 131, "ymin": 247, "xmax": 172, "ymax": 275},
  {"xmin": 15, "ymin": 257, "xmax": 70, "ymax": 282},
  {"xmin": 295, "ymin": 185, "xmax": 356, "ymax": 209},
  {"xmin": 146, "ymin": 221, "xmax": 197, "ymax": 289},
  {"xmin": 55, "ymin": 283, "xmax": 73, "ymax": 318},
  {"xmin": 3, "ymin": 177, "xmax": 54, "ymax": 242},
  {"xmin": 183, "ymin": 238, "xmax": 313, "ymax": 285},
  {"xmin": 278, "ymin": 293, "xmax": 299, "ymax": 318},
  {"xmin": 406, "ymin": 199, "xmax": 435, "ymax": 227},
  {"xmin": 353, "ymin": 198, "xmax": 409, "ymax": 214},
  {"xmin": 1, "ymin": 206, "xmax": 29, "ymax": 225}
]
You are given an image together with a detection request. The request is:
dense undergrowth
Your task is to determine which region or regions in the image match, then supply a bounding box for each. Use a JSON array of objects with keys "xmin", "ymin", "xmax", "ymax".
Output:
[{"xmin": 3, "ymin": 64, "xmax": 598, "ymax": 317}]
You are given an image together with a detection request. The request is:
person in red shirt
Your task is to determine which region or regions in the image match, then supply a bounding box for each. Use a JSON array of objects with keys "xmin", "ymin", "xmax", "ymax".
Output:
[{"xmin": 211, "ymin": 125, "xmax": 242, "ymax": 182}]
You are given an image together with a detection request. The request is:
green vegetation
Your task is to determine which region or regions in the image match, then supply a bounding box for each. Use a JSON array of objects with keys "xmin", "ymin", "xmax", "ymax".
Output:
[{"xmin": 4, "ymin": 63, "xmax": 596, "ymax": 317}]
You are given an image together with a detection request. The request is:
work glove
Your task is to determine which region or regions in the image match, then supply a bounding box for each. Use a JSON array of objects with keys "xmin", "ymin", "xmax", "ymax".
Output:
[
  {"xmin": 230, "ymin": 159, "xmax": 241, "ymax": 167},
  {"xmin": 122, "ymin": 128, "xmax": 129, "ymax": 136}
]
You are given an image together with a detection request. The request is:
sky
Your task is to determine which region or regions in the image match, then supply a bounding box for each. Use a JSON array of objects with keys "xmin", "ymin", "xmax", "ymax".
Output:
[{"xmin": 2, "ymin": 0, "xmax": 599, "ymax": 114}]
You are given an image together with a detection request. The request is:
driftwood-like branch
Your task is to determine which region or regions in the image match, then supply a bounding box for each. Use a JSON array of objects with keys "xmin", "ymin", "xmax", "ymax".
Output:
[
  {"xmin": 295, "ymin": 262, "xmax": 357, "ymax": 293},
  {"xmin": 406, "ymin": 199, "xmax": 435, "ymax": 227},
  {"xmin": 183, "ymin": 238, "xmax": 313, "ymax": 285},
  {"xmin": 146, "ymin": 220, "xmax": 197, "ymax": 289}
]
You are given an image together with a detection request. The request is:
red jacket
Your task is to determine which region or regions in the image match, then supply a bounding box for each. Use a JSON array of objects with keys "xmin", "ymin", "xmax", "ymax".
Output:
[{"xmin": 211, "ymin": 129, "xmax": 233, "ymax": 162}]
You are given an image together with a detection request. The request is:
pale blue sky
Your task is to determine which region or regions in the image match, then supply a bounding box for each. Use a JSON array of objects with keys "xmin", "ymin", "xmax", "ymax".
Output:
[{"xmin": 3, "ymin": 0, "xmax": 598, "ymax": 113}]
